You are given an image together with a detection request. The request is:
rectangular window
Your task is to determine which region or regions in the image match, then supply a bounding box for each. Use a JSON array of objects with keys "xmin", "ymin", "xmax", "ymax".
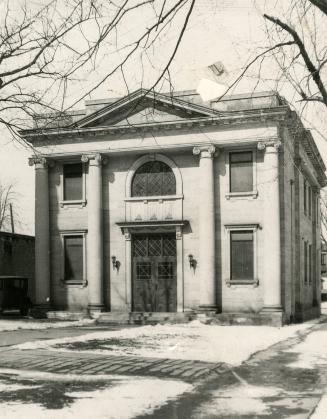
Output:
[
  {"xmin": 304, "ymin": 180, "xmax": 307, "ymax": 214},
  {"xmin": 230, "ymin": 230, "xmax": 254, "ymax": 280},
  {"xmin": 304, "ymin": 241, "xmax": 308, "ymax": 283},
  {"xmin": 63, "ymin": 163, "xmax": 83, "ymax": 201},
  {"xmin": 229, "ymin": 152, "xmax": 253, "ymax": 193},
  {"xmin": 64, "ymin": 235, "xmax": 83, "ymax": 282}
]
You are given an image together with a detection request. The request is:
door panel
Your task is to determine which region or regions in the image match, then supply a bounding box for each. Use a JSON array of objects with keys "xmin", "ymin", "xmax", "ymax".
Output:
[
  {"xmin": 156, "ymin": 260, "xmax": 176, "ymax": 312},
  {"xmin": 132, "ymin": 234, "xmax": 177, "ymax": 312}
]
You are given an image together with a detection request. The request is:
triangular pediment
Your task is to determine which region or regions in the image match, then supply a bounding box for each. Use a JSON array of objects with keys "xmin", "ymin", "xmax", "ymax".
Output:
[{"xmin": 72, "ymin": 89, "xmax": 217, "ymax": 129}]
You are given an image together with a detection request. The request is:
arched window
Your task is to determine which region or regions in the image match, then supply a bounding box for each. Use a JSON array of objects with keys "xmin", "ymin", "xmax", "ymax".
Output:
[{"xmin": 131, "ymin": 161, "xmax": 176, "ymax": 197}]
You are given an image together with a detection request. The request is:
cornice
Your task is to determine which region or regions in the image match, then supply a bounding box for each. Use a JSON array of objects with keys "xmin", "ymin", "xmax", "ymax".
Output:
[{"xmin": 19, "ymin": 106, "xmax": 290, "ymax": 142}]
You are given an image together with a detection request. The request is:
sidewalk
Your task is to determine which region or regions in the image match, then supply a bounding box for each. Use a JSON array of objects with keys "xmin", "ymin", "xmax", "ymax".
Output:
[{"xmin": 0, "ymin": 347, "xmax": 227, "ymax": 382}]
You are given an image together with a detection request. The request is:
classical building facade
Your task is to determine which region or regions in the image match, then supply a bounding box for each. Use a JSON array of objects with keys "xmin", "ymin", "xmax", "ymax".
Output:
[{"xmin": 20, "ymin": 89, "xmax": 327, "ymax": 325}]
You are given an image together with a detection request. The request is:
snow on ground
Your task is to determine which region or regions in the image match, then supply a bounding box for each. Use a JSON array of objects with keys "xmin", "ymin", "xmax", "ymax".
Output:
[
  {"xmin": 0, "ymin": 371, "xmax": 192, "ymax": 419},
  {"xmin": 0, "ymin": 318, "xmax": 95, "ymax": 332},
  {"xmin": 310, "ymin": 393, "xmax": 327, "ymax": 419},
  {"xmin": 15, "ymin": 320, "xmax": 312, "ymax": 366},
  {"xmin": 0, "ymin": 381, "xmax": 39, "ymax": 392},
  {"xmin": 287, "ymin": 330, "xmax": 327, "ymax": 369},
  {"xmin": 191, "ymin": 382, "xmax": 316, "ymax": 418},
  {"xmin": 191, "ymin": 383, "xmax": 282, "ymax": 417}
]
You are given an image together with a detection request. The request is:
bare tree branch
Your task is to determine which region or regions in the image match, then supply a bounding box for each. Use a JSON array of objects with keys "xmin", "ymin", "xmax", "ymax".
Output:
[
  {"xmin": 0, "ymin": 0, "xmax": 196, "ymax": 140},
  {"xmin": 264, "ymin": 13, "xmax": 327, "ymax": 105}
]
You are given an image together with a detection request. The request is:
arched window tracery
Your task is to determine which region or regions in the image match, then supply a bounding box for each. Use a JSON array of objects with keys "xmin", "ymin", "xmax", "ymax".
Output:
[{"xmin": 131, "ymin": 161, "xmax": 176, "ymax": 197}]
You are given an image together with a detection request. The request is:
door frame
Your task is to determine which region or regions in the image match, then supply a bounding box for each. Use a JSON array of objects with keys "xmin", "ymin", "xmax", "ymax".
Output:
[{"xmin": 121, "ymin": 225, "xmax": 184, "ymax": 312}]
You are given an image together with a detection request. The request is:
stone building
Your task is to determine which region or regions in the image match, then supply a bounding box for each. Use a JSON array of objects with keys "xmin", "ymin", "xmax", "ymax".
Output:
[{"xmin": 20, "ymin": 89, "xmax": 327, "ymax": 325}]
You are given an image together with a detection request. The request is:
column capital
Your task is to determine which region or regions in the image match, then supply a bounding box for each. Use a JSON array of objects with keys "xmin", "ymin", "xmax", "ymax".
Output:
[
  {"xmin": 193, "ymin": 145, "xmax": 216, "ymax": 158},
  {"xmin": 257, "ymin": 139, "xmax": 282, "ymax": 152},
  {"xmin": 28, "ymin": 156, "xmax": 48, "ymax": 168},
  {"xmin": 123, "ymin": 228, "xmax": 131, "ymax": 241},
  {"xmin": 81, "ymin": 153, "xmax": 107, "ymax": 166}
]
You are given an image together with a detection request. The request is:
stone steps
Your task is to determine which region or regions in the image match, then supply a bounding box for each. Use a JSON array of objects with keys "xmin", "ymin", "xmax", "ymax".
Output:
[
  {"xmin": 45, "ymin": 310, "xmax": 285, "ymax": 326},
  {"xmin": 97, "ymin": 311, "xmax": 197, "ymax": 325}
]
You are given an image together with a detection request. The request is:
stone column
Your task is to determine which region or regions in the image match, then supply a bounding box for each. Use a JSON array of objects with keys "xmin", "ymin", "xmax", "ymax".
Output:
[
  {"xmin": 82, "ymin": 153, "xmax": 105, "ymax": 313},
  {"xmin": 258, "ymin": 140, "xmax": 282, "ymax": 312},
  {"xmin": 29, "ymin": 157, "xmax": 51, "ymax": 308},
  {"xmin": 193, "ymin": 145, "xmax": 217, "ymax": 309}
]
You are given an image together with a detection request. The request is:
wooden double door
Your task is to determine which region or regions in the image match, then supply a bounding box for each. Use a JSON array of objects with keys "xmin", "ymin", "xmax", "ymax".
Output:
[{"xmin": 132, "ymin": 233, "xmax": 177, "ymax": 312}]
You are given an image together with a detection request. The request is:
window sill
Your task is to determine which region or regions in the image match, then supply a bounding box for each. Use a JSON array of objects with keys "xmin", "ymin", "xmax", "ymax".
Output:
[
  {"xmin": 60, "ymin": 200, "xmax": 86, "ymax": 208},
  {"xmin": 61, "ymin": 279, "xmax": 88, "ymax": 288},
  {"xmin": 226, "ymin": 279, "xmax": 259, "ymax": 288},
  {"xmin": 225, "ymin": 191, "xmax": 258, "ymax": 200}
]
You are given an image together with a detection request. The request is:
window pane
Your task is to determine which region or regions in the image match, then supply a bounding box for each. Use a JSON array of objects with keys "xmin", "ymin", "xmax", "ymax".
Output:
[
  {"xmin": 133, "ymin": 236, "xmax": 147, "ymax": 257},
  {"xmin": 163, "ymin": 236, "xmax": 176, "ymax": 256},
  {"xmin": 231, "ymin": 231, "xmax": 254, "ymax": 280},
  {"xmin": 131, "ymin": 161, "xmax": 176, "ymax": 197},
  {"xmin": 148, "ymin": 236, "xmax": 162, "ymax": 256},
  {"xmin": 64, "ymin": 236, "xmax": 83, "ymax": 281},
  {"xmin": 64, "ymin": 163, "xmax": 83, "ymax": 200},
  {"xmin": 230, "ymin": 152, "xmax": 253, "ymax": 192}
]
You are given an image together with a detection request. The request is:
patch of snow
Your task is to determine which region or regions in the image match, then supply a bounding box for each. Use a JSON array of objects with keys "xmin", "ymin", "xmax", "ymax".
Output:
[
  {"xmin": 192, "ymin": 383, "xmax": 281, "ymax": 417},
  {"xmin": 0, "ymin": 381, "xmax": 39, "ymax": 392},
  {"xmin": 0, "ymin": 368, "xmax": 182, "ymax": 384},
  {"xmin": 0, "ymin": 318, "xmax": 95, "ymax": 332},
  {"xmin": 15, "ymin": 322, "xmax": 311, "ymax": 366},
  {"xmin": 287, "ymin": 330, "xmax": 327, "ymax": 369},
  {"xmin": 0, "ymin": 373, "xmax": 192, "ymax": 419},
  {"xmin": 310, "ymin": 392, "xmax": 327, "ymax": 419}
]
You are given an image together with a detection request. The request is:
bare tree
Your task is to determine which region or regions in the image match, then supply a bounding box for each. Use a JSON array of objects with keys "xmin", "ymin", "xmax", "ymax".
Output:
[
  {"xmin": 212, "ymin": 1, "xmax": 325, "ymax": 116},
  {"xmin": 261, "ymin": 0, "xmax": 327, "ymax": 108},
  {"xmin": 0, "ymin": 182, "xmax": 16, "ymax": 231},
  {"xmin": 0, "ymin": 0, "xmax": 195, "ymax": 140}
]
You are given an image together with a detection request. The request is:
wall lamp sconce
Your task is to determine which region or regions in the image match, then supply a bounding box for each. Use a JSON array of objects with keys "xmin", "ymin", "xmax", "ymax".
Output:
[
  {"xmin": 188, "ymin": 254, "xmax": 197, "ymax": 270},
  {"xmin": 111, "ymin": 256, "xmax": 120, "ymax": 271}
]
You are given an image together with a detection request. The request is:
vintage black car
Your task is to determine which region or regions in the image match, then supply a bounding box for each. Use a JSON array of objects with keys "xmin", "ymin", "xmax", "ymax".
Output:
[{"xmin": 0, "ymin": 276, "xmax": 31, "ymax": 315}]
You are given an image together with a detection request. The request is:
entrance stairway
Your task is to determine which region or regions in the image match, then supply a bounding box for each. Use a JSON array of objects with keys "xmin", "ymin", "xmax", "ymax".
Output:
[
  {"xmin": 45, "ymin": 310, "xmax": 285, "ymax": 326},
  {"xmin": 96, "ymin": 312, "xmax": 197, "ymax": 325}
]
